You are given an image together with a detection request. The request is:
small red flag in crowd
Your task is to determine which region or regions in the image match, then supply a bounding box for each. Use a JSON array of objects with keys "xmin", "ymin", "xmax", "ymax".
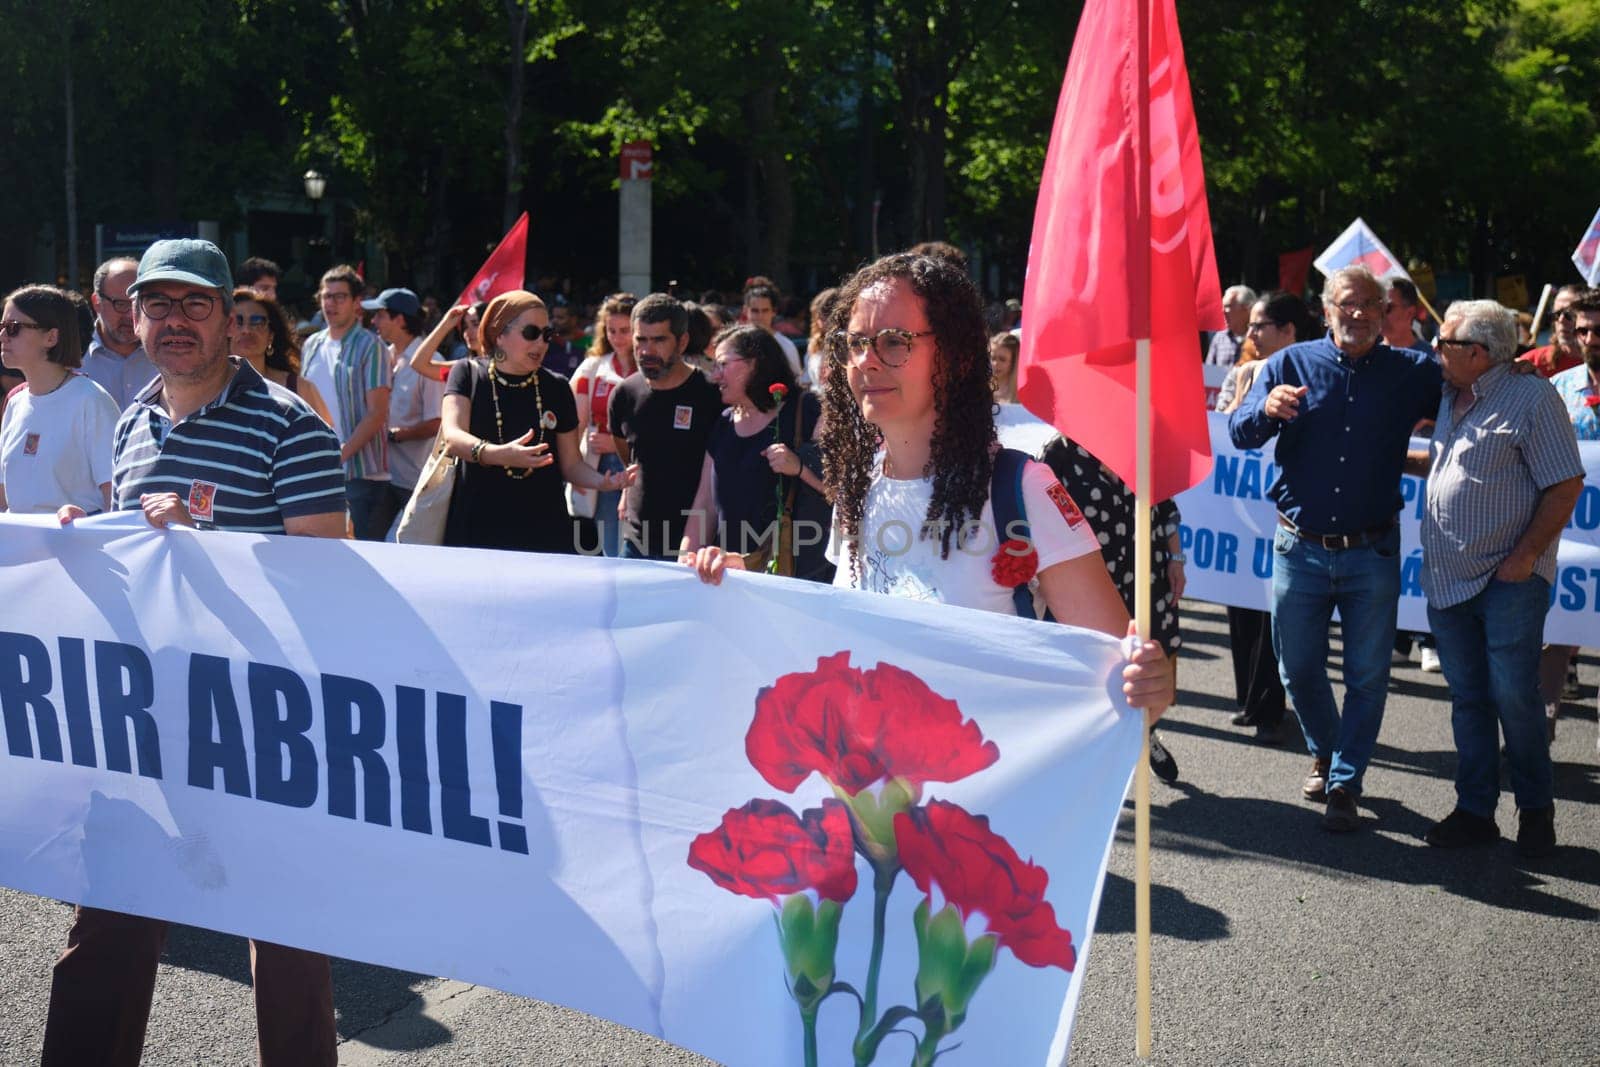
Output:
[
  {"xmin": 455, "ymin": 212, "xmax": 529, "ymax": 309},
  {"xmin": 1018, "ymin": 0, "xmax": 1222, "ymax": 502}
]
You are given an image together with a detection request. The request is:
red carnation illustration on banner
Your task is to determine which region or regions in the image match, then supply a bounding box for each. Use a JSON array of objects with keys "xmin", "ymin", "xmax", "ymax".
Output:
[{"xmin": 687, "ymin": 653, "xmax": 1076, "ymax": 1066}]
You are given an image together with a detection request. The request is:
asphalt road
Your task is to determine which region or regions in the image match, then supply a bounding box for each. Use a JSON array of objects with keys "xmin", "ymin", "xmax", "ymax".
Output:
[{"xmin": 2, "ymin": 599, "xmax": 1597, "ymax": 1066}]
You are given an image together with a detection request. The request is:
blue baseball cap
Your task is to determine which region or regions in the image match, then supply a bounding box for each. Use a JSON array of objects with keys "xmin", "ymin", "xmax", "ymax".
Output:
[
  {"xmin": 361, "ymin": 287, "xmax": 421, "ymax": 316},
  {"xmin": 128, "ymin": 239, "xmax": 235, "ymax": 299}
]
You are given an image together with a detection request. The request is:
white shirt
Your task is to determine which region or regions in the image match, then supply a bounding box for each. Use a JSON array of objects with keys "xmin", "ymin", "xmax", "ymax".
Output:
[
  {"xmin": 827, "ymin": 456, "xmax": 1099, "ymax": 615},
  {"xmin": 0, "ymin": 373, "xmax": 121, "ymax": 514},
  {"xmin": 299, "ymin": 332, "xmax": 344, "ymax": 432},
  {"xmin": 387, "ymin": 338, "xmax": 444, "ymax": 491}
]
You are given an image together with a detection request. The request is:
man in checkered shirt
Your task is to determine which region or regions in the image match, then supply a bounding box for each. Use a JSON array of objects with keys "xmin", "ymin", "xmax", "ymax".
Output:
[{"xmin": 1411, "ymin": 300, "xmax": 1583, "ymax": 860}]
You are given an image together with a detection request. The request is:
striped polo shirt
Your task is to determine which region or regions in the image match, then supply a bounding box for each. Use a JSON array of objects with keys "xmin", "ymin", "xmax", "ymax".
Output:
[
  {"xmin": 112, "ymin": 357, "xmax": 346, "ymax": 534},
  {"xmin": 1421, "ymin": 362, "xmax": 1584, "ymax": 608},
  {"xmin": 300, "ymin": 324, "xmax": 392, "ymax": 481}
]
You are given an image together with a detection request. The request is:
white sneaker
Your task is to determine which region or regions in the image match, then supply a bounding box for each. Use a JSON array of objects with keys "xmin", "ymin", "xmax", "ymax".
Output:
[{"xmin": 1420, "ymin": 647, "xmax": 1442, "ymax": 673}]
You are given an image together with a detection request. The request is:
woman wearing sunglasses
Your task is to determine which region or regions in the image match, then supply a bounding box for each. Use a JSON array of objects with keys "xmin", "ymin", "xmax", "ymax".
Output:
[
  {"xmin": 688, "ymin": 253, "xmax": 1174, "ymax": 718},
  {"xmin": 437, "ymin": 290, "xmax": 634, "ymax": 552},
  {"xmin": 228, "ymin": 288, "xmax": 334, "ymax": 426},
  {"xmin": 0, "ymin": 285, "xmax": 120, "ymax": 516}
]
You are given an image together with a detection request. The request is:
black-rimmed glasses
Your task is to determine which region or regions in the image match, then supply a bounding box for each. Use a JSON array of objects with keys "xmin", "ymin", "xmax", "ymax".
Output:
[
  {"xmin": 830, "ymin": 328, "xmax": 932, "ymax": 368},
  {"xmin": 136, "ymin": 292, "xmax": 220, "ymax": 322},
  {"xmin": 96, "ymin": 291, "xmax": 133, "ymax": 314}
]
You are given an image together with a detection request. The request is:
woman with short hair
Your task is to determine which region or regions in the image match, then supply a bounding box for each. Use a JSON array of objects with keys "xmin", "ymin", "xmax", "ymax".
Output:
[
  {"xmin": 679, "ymin": 324, "xmax": 831, "ymax": 581},
  {"xmin": 0, "ymin": 285, "xmax": 120, "ymax": 515}
]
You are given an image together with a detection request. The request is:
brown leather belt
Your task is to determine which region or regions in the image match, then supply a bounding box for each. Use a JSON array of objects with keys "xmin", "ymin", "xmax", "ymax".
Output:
[{"xmin": 1277, "ymin": 514, "xmax": 1395, "ymax": 551}]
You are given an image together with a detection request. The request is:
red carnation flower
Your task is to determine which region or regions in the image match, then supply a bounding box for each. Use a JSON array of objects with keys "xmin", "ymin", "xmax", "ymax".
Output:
[
  {"xmin": 991, "ymin": 538, "xmax": 1039, "ymax": 587},
  {"xmin": 1585, "ymin": 395, "xmax": 1600, "ymax": 409},
  {"xmin": 769, "ymin": 383, "xmax": 789, "ymax": 403},
  {"xmin": 688, "ymin": 798, "xmax": 858, "ymax": 903},
  {"xmin": 894, "ymin": 800, "xmax": 1075, "ymax": 971},
  {"xmin": 746, "ymin": 652, "xmax": 999, "ymax": 795}
]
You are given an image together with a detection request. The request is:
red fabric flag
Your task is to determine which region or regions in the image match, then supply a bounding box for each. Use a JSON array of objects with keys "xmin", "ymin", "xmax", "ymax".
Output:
[
  {"xmin": 1278, "ymin": 247, "xmax": 1314, "ymax": 297},
  {"xmin": 1017, "ymin": 0, "xmax": 1222, "ymax": 502},
  {"xmin": 454, "ymin": 212, "xmax": 529, "ymax": 309}
]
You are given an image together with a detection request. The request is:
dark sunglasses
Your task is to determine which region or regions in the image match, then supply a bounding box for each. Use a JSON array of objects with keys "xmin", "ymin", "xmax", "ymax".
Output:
[
  {"xmin": 0, "ymin": 320, "xmax": 50, "ymax": 337},
  {"xmin": 519, "ymin": 324, "xmax": 558, "ymax": 343}
]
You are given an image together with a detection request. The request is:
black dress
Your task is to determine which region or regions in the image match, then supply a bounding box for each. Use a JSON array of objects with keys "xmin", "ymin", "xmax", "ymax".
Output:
[
  {"xmin": 443, "ymin": 359, "xmax": 580, "ymax": 554},
  {"xmin": 707, "ymin": 392, "xmax": 832, "ymax": 582}
]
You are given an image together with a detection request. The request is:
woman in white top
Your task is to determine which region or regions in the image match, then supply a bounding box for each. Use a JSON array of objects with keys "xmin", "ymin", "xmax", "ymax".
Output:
[
  {"xmin": 690, "ymin": 253, "xmax": 1172, "ymax": 714},
  {"xmin": 569, "ymin": 292, "xmax": 638, "ymax": 557},
  {"xmin": 0, "ymin": 285, "xmax": 120, "ymax": 515}
]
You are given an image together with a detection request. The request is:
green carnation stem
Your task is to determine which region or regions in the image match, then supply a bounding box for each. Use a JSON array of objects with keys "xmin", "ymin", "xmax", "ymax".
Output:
[{"xmin": 852, "ymin": 862, "xmax": 897, "ymax": 1065}]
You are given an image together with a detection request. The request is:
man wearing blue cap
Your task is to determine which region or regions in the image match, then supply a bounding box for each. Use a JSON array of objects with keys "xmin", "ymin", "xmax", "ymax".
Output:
[
  {"xmin": 301, "ymin": 264, "xmax": 393, "ymax": 539},
  {"xmin": 366, "ymin": 286, "xmax": 444, "ymax": 526},
  {"xmin": 47, "ymin": 238, "xmax": 344, "ymax": 1066}
]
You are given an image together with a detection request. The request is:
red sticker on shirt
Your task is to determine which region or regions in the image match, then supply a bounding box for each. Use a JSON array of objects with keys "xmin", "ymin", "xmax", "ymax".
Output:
[
  {"xmin": 22, "ymin": 433, "xmax": 39, "ymax": 456},
  {"xmin": 188, "ymin": 480, "xmax": 218, "ymax": 523},
  {"xmin": 1047, "ymin": 482, "xmax": 1086, "ymax": 528}
]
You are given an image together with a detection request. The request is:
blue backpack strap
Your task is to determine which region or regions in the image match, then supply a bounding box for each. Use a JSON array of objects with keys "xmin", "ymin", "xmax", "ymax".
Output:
[{"xmin": 990, "ymin": 448, "xmax": 1034, "ymax": 617}]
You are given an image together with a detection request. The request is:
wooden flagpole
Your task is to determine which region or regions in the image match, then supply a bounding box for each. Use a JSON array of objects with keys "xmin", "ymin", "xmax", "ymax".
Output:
[
  {"xmin": 1134, "ymin": 337, "xmax": 1154, "ymax": 1058},
  {"xmin": 1530, "ymin": 283, "xmax": 1554, "ymax": 342}
]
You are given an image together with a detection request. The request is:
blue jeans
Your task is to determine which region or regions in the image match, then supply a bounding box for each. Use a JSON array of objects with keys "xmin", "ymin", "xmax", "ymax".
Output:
[
  {"xmin": 1271, "ymin": 523, "xmax": 1400, "ymax": 794},
  {"xmin": 345, "ymin": 478, "xmax": 397, "ymax": 542},
  {"xmin": 1427, "ymin": 576, "xmax": 1553, "ymax": 817},
  {"xmin": 594, "ymin": 454, "xmax": 624, "ymax": 558}
]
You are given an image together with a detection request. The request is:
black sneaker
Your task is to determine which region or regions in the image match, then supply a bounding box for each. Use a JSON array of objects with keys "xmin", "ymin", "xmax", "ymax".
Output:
[
  {"xmin": 1425, "ymin": 808, "xmax": 1500, "ymax": 848},
  {"xmin": 1148, "ymin": 731, "xmax": 1179, "ymax": 783},
  {"xmin": 1517, "ymin": 806, "xmax": 1556, "ymax": 859}
]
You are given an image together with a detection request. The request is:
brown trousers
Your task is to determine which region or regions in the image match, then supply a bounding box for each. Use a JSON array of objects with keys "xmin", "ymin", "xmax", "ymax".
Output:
[{"xmin": 41, "ymin": 906, "xmax": 336, "ymax": 1067}]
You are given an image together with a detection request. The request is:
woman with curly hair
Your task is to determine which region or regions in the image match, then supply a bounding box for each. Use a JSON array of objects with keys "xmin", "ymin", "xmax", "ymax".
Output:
[
  {"xmin": 690, "ymin": 252, "xmax": 1172, "ymax": 716},
  {"xmin": 569, "ymin": 292, "xmax": 638, "ymax": 556},
  {"xmin": 229, "ymin": 287, "xmax": 333, "ymax": 425}
]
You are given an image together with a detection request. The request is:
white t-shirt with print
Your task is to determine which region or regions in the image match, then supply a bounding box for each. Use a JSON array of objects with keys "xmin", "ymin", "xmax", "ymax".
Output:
[
  {"xmin": 827, "ymin": 456, "xmax": 1099, "ymax": 615},
  {"xmin": 0, "ymin": 373, "xmax": 121, "ymax": 514}
]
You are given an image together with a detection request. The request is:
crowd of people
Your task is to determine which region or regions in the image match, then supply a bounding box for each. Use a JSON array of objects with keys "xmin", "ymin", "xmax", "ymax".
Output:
[{"xmin": 3, "ymin": 230, "xmax": 1596, "ymax": 1063}]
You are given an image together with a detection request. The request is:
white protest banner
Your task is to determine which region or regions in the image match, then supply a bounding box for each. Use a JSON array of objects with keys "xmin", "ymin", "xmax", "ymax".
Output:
[
  {"xmin": 1174, "ymin": 413, "xmax": 1600, "ymax": 645},
  {"xmin": 0, "ymin": 513, "xmax": 1141, "ymax": 1067}
]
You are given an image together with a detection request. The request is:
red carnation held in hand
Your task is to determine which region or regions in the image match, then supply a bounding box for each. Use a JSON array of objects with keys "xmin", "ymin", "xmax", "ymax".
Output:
[
  {"xmin": 769, "ymin": 383, "xmax": 789, "ymax": 403},
  {"xmin": 991, "ymin": 538, "xmax": 1039, "ymax": 587},
  {"xmin": 894, "ymin": 799, "xmax": 1076, "ymax": 971},
  {"xmin": 688, "ymin": 798, "xmax": 858, "ymax": 903},
  {"xmin": 1585, "ymin": 395, "xmax": 1600, "ymax": 409},
  {"xmin": 745, "ymin": 652, "xmax": 999, "ymax": 795}
]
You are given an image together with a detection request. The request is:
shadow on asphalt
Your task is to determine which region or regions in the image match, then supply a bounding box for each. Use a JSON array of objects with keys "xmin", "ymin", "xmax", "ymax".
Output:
[
  {"xmin": 1118, "ymin": 778, "xmax": 1600, "ymax": 923},
  {"xmin": 161, "ymin": 927, "xmax": 449, "ymax": 1047},
  {"xmin": 1094, "ymin": 871, "xmax": 1229, "ymax": 940}
]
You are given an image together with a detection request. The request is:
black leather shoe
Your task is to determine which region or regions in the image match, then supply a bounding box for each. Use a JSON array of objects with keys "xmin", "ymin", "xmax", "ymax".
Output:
[
  {"xmin": 1230, "ymin": 709, "xmax": 1257, "ymax": 727},
  {"xmin": 1517, "ymin": 806, "xmax": 1556, "ymax": 859},
  {"xmin": 1425, "ymin": 808, "xmax": 1499, "ymax": 848},
  {"xmin": 1322, "ymin": 787, "xmax": 1360, "ymax": 832},
  {"xmin": 1254, "ymin": 719, "xmax": 1289, "ymax": 746}
]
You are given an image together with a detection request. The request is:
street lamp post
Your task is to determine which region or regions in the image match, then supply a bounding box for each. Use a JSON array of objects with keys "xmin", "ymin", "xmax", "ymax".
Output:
[{"xmin": 303, "ymin": 169, "xmax": 328, "ymax": 278}]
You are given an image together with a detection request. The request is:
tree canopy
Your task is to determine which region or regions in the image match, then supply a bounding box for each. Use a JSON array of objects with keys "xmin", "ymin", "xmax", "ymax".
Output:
[{"xmin": 2, "ymin": 0, "xmax": 1595, "ymax": 304}]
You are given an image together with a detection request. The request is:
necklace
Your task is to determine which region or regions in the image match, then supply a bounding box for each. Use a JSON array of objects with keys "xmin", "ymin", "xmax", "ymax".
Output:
[{"xmin": 488, "ymin": 362, "xmax": 542, "ymax": 479}]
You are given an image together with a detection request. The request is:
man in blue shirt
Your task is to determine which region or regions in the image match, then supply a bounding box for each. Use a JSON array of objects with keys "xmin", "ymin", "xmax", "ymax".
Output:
[{"xmin": 1229, "ymin": 266, "xmax": 1441, "ymax": 831}]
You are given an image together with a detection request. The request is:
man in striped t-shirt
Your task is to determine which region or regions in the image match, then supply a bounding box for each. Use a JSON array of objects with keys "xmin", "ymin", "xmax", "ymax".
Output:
[
  {"xmin": 47, "ymin": 239, "xmax": 345, "ymax": 1067},
  {"xmin": 1412, "ymin": 300, "xmax": 1583, "ymax": 861},
  {"xmin": 300, "ymin": 264, "xmax": 393, "ymax": 540}
]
